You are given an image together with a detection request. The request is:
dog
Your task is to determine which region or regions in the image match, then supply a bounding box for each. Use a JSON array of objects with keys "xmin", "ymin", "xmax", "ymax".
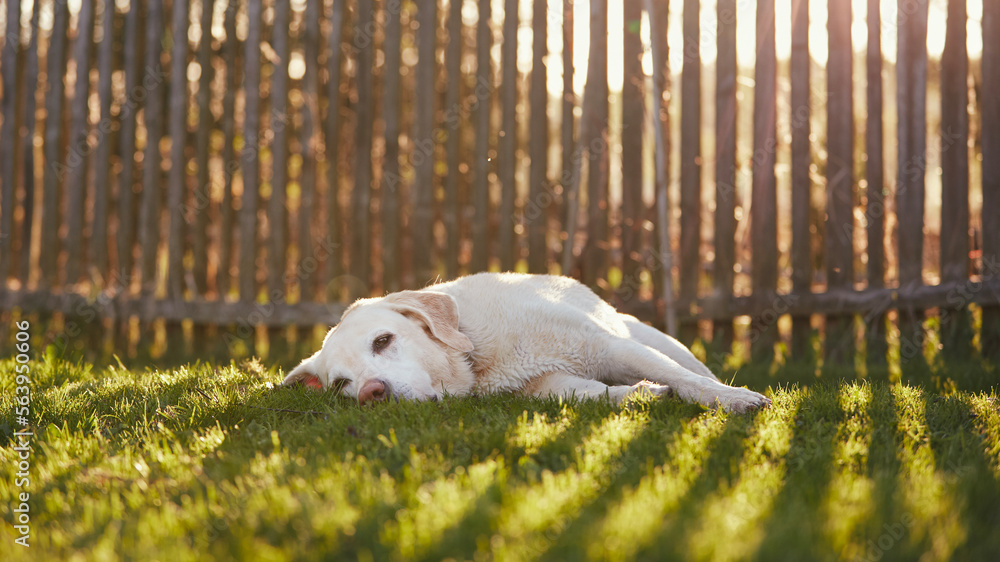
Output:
[{"xmin": 283, "ymin": 272, "xmax": 770, "ymax": 413}]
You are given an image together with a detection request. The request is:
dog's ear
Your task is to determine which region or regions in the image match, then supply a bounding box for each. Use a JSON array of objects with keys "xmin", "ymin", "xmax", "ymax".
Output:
[
  {"xmin": 385, "ymin": 291, "xmax": 474, "ymax": 353},
  {"xmin": 283, "ymin": 356, "xmax": 324, "ymax": 390}
]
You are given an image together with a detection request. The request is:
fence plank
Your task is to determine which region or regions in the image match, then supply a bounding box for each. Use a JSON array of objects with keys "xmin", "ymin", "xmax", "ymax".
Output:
[
  {"xmin": 412, "ymin": 0, "xmax": 437, "ymax": 286},
  {"xmin": 299, "ymin": 0, "xmax": 321, "ymax": 298},
  {"xmin": 751, "ymin": 0, "xmax": 778, "ymax": 359},
  {"xmin": 788, "ymin": 0, "xmax": 811, "ymax": 360},
  {"xmin": 266, "ymin": 0, "xmax": 291, "ymax": 358},
  {"xmin": 296, "ymin": 0, "xmax": 322, "ymax": 349},
  {"xmin": 192, "ymin": 0, "xmax": 213, "ymax": 296},
  {"xmin": 140, "ymin": 0, "xmax": 165, "ymax": 295},
  {"xmin": 218, "ymin": 0, "xmax": 239, "ymax": 297},
  {"xmin": 679, "ymin": 0, "xmax": 701, "ymax": 342},
  {"xmin": 324, "ymin": 0, "xmax": 345, "ymax": 298},
  {"xmin": 167, "ymin": 0, "xmax": 189, "ymax": 300},
  {"xmin": 939, "ymin": 0, "xmax": 971, "ymax": 358},
  {"xmin": 714, "ymin": 0, "xmax": 737, "ymax": 352},
  {"xmin": 527, "ymin": 0, "xmax": 549, "ymax": 273},
  {"xmin": 269, "ymin": 0, "xmax": 290, "ymax": 301},
  {"xmin": 896, "ymin": 0, "xmax": 929, "ymax": 360},
  {"xmin": 621, "ymin": 0, "xmax": 643, "ymax": 286},
  {"xmin": 825, "ymin": 0, "xmax": 855, "ymax": 364},
  {"xmin": 470, "ymin": 0, "xmax": 492, "ymax": 274},
  {"xmin": 498, "ymin": 0, "xmax": 518, "ymax": 272},
  {"xmin": 560, "ymin": 0, "xmax": 574, "ymax": 275},
  {"xmin": 381, "ymin": 0, "xmax": 402, "ymax": 292},
  {"xmin": 865, "ymin": 0, "xmax": 887, "ymax": 367},
  {"xmin": 981, "ymin": 0, "xmax": 1000, "ymax": 361},
  {"xmin": 444, "ymin": 0, "xmax": 462, "ymax": 279},
  {"xmin": 92, "ymin": 0, "xmax": 115, "ymax": 283},
  {"xmin": 64, "ymin": 0, "xmax": 95, "ymax": 285},
  {"xmin": 18, "ymin": 1, "xmax": 40, "ymax": 284},
  {"xmin": 584, "ymin": 0, "xmax": 609, "ymax": 292},
  {"xmin": 40, "ymin": 0, "xmax": 70, "ymax": 288},
  {"xmin": 0, "ymin": 0, "xmax": 19, "ymax": 285},
  {"xmin": 240, "ymin": 0, "xmax": 262, "ymax": 303},
  {"xmin": 117, "ymin": 1, "xmax": 141, "ymax": 286},
  {"xmin": 647, "ymin": 0, "xmax": 675, "ymax": 335}
]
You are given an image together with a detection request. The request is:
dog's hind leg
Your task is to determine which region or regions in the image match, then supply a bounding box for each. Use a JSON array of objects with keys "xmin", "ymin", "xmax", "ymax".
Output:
[
  {"xmin": 621, "ymin": 315, "xmax": 720, "ymax": 382},
  {"xmin": 523, "ymin": 372, "xmax": 671, "ymax": 404},
  {"xmin": 603, "ymin": 338, "xmax": 770, "ymax": 413}
]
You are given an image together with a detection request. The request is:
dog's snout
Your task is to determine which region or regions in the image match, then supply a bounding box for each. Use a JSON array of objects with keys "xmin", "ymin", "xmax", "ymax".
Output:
[{"xmin": 358, "ymin": 379, "xmax": 390, "ymax": 405}]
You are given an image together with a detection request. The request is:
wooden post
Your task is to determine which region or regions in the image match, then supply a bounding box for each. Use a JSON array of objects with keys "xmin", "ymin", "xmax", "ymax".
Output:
[
  {"xmin": 981, "ymin": 0, "xmax": 1000, "ymax": 362},
  {"xmin": 165, "ymin": 0, "xmax": 190, "ymax": 355},
  {"xmin": 324, "ymin": 0, "xmax": 345, "ymax": 298},
  {"xmin": 92, "ymin": 0, "xmax": 116, "ymax": 285},
  {"xmin": 412, "ymin": 0, "xmax": 437, "ymax": 286},
  {"xmin": 166, "ymin": 0, "xmax": 189, "ymax": 301},
  {"xmin": 648, "ymin": 0, "xmax": 675, "ymax": 336},
  {"xmin": 241, "ymin": 0, "xmax": 262, "ymax": 307},
  {"xmin": 896, "ymin": 0, "xmax": 929, "ymax": 370},
  {"xmin": 18, "ymin": 1, "xmax": 41, "ymax": 286},
  {"xmin": 139, "ymin": 0, "xmax": 165, "ymax": 297},
  {"xmin": 825, "ymin": 0, "xmax": 855, "ymax": 366},
  {"xmin": 751, "ymin": 0, "xmax": 778, "ymax": 361},
  {"xmin": 560, "ymin": 0, "xmax": 574, "ymax": 276},
  {"xmin": 443, "ymin": 0, "xmax": 463, "ymax": 280},
  {"xmin": 0, "ymin": 0, "xmax": 20, "ymax": 285},
  {"xmin": 584, "ymin": 0, "xmax": 609, "ymax": 293},
  {"xmin": 714, "ymin": 0, "xmax": 738, "ymax": 355},
  {"xmin": 218, "ymin": 0, "xmax": 239, "ymax": 299},
  {"xmin": 381, "ymin": 0, "xmax": 402, "ymax": 293},
  {"xmin": 191, "ymin": 0, "xmax": 214, "ymax": 356},
  {"xmin": 114, "ymin": 0, "xmax": 141, "ymax": 351},
  {"xmin": 679, "ymin": 0, "xmax": 701, "ymax": 344},
  {"xmin": 117, "ymin": 1, "xmax": 141, "ymax": 290},
  {"xmin": 297, "ymin": 0, "xmax": 323, "ymax": 353},
  {"xmin": 621, "ymin": 0, "xmax": 644, "ymax": 288},
  {"xmin": 788, "ymin": 0, "xmax": 812, "ymax": 362},
  {"xmin": 471, "ymin": 0, "xmax": 492, "ymax": 274},
  {"xmin": 498, "ymin": 0, "xmax": 518, "ymax": 272},
  {"xmin": 40, "ymin": 1, "xmax": 69, "ymax": 289},
  {"xmin": 939, "ymin": 0, "xmax": 971, "ymax": 359},
  {"xmin": 193, "ymin": 0, "xmax": 214, "ymax": 297},
  {"xmin": 64, "ymin": 0, "xmax": 95, "ymax": 285},
  {"xmin": 864, "ymin": 0, "xmax": 888, "ymax": 369},
  {"xmin": 268, "ymin": 0, "xmax": 291, "ymax": 360},
  {"xmin": 527, "ymin": 0, "xmax": 549, "ymax": 274}
]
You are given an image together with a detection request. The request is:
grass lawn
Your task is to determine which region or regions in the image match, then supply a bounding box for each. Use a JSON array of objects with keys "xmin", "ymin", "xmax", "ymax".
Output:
[{"xmin": 1, "ymin": 350, "xmax": 999, "ymax": 561}]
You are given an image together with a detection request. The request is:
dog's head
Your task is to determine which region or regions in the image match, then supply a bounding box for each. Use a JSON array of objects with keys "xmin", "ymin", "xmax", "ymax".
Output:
[{"xmin": 283, "ymin": 290, "xmax": 476, "ymax": 404}]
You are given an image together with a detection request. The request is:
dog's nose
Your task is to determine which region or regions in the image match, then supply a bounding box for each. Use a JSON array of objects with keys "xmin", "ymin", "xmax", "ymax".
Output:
[{"xmin": 358, "ymin": 379, "xmax": 389, "ymax": 405}]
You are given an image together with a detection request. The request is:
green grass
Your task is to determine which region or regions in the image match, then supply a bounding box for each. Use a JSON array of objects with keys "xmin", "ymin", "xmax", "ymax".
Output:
[{"xmin": 1, "ymin": 351, "xmax": 999, "ymax": 561}]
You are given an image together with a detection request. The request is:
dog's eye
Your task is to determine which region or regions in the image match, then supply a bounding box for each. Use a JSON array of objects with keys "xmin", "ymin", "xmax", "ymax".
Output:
[{"xmin": 372, "ymin": 333, "xmax": 393, "ymax": 353}]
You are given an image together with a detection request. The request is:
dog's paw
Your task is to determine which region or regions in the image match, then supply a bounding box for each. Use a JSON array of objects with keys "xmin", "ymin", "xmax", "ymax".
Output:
[
  {"xmin": 713, "ymin": 386, "xmax": 771, "ymax": 414},
  {"xmin": 631, "ymin": 381, "xmax": 673, "ymax": 398}
]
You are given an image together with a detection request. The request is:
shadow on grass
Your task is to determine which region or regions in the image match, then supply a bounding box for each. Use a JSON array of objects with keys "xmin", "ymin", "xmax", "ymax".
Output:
[
  {"xmin": 924, "ymin": 393, "xmax": 1000, "ymax": 559},
  {"xmin": 863, "ymin": 383, "xmax": 903, "ymax": 559},
  {"xmin": 626, "ymin": 407, "xmax": 766, "ymax": 560},
  {"xmin": 753, "ymin": 386, "xmax": 843, "ymax": 560}
]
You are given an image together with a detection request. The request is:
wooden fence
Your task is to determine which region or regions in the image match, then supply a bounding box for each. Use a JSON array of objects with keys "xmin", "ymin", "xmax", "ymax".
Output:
[{"xmin": 0, "ymin": 0, "xmax": 998, "ymax": 366}]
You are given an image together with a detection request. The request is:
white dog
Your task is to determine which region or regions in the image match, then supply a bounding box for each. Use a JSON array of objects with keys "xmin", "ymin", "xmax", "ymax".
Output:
[{"xmin": 284, "ymin": 273, "xmax": 770, "ymax": 413}]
